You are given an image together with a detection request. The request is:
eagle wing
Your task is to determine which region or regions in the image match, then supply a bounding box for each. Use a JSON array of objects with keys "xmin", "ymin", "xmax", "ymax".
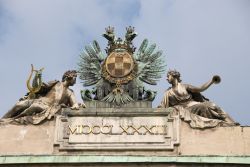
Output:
[
  {"xmin": 135, "ymin": 39, "xmax": 166, "ymax": 85},
  {"xmin": 78, "ymin": 40, "xmax": 105, "ymax": 86}
]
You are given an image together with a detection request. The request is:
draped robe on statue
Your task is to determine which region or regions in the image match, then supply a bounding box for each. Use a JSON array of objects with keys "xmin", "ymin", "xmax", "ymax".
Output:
[
  {"xmin": 159, "ymin": 83, "xmax": 236, "ymax": 128},
  {"xmin": 2, "ymin": 81, "xmax": 77, "ymax": 124}
]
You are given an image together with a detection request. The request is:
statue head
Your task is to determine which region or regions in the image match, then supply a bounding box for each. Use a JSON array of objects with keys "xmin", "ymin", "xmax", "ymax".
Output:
[
  {"xmin": 167, "ymin": 70, "xmax": 182, "ymax": 83},
  {"xmin": 62, "ymin": 70, "xmax": 77, "ymax": 86}
]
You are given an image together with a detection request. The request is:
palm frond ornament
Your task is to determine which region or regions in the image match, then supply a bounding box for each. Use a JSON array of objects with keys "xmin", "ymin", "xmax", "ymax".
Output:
[{"xmin": 78, "ymin": 26, "xmax": 166, "ymax": 106}]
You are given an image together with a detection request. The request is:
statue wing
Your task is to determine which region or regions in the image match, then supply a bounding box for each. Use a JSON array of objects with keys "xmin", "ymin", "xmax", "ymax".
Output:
[
  {"xmin": 135, "ymin": 39, "xmax": 166, "ymax": 85},
  {"xmin": 78, "ymin": 40, "xmax": 105, "ymax": 86}
]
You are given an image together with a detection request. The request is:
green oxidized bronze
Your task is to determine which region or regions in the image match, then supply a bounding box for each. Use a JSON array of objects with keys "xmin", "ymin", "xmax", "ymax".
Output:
[{"xmin": 78, "ymin": 26, "xmax": 166, "ymax": 105}]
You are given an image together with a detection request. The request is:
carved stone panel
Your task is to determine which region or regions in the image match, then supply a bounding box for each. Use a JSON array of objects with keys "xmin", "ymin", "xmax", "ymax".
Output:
[{"xmin": 54, "ymin": 108, "xmax": 179, "ymax": 151}]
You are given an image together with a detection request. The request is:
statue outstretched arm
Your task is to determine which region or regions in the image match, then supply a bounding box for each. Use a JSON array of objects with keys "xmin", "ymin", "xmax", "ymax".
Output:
[{"xmin": 186, "ymin": 75, "xmax": 221, "ymax": 93}]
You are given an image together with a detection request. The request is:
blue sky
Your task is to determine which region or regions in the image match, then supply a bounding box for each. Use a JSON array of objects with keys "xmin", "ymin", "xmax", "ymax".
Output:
[{"xmin": 0, "ymin": 0, "xmax": 250, "ymax": 125}]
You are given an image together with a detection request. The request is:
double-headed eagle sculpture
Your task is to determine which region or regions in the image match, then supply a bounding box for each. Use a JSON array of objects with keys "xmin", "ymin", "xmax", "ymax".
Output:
[{"xmin": 78, "ymin": 26, "xmax": 166, "ymax": 105}]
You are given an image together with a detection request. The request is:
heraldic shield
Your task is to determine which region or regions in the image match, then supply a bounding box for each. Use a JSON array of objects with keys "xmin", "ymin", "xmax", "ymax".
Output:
[{"xmin": 105, "ymin": 51, "xmax": 134, "ymax": 78}]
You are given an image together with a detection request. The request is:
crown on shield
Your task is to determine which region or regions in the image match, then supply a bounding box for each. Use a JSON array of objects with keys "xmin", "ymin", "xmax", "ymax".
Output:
[{"xmin": 103, "ymin": 26, "xmax": 137, "ymax": 54}]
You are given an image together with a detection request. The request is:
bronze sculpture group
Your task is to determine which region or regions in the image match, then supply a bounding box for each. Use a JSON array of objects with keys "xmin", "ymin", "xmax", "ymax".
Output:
[{"xmin": 0, "ymin": 27, "xmax": 238, "ymax": 128}]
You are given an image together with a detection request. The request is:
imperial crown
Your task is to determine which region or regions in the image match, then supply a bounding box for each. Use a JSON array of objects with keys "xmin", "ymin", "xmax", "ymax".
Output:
[{"xmin": 104, "ymin": 26, "xmax": 136, "ymax": 54}]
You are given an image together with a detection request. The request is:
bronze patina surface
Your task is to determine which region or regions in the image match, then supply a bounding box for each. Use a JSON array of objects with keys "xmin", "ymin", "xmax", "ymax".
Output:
[{"xmin": 79, "ymin": 26, "xmax": 165, "ymax": 105}]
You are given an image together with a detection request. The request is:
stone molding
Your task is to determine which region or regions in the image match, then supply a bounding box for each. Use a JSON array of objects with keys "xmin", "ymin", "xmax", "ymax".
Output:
[
  {"xmin": 54, "ymin": 108, "xmax": 179, "ymax": 151},
  {"xmin": 1, "ymin": 155, "xmax": 250, "ymax": 165}
]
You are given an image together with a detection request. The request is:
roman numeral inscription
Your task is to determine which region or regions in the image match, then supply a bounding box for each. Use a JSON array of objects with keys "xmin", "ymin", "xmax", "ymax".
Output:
[{"xmin": 68, "ymin": 125, "xmax": 168, "ymax": 135}]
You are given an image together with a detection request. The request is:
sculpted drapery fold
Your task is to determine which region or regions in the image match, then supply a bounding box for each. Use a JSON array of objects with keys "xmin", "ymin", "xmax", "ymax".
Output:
[
  {"xmin": 158, "ymin": 70, "xmax": 237, "ymax": 129},
  {"xmin": 1, "ymin": 70, "xmax": 85, "ymax": 125}
]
